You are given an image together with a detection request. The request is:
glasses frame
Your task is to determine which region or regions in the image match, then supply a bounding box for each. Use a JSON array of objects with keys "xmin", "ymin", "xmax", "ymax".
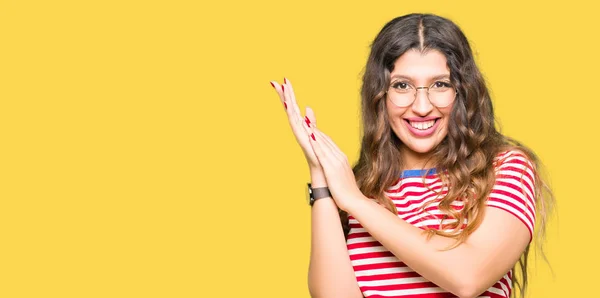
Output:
[{"xmin": 385, "ymin": 80, "xmax": 458, "ymax": 108}]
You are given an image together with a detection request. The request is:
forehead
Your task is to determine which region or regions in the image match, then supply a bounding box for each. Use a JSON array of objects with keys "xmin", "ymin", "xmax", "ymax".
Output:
[{"xmin": 390, "ymin": 49, "xmax": 450, "ymax": 81}]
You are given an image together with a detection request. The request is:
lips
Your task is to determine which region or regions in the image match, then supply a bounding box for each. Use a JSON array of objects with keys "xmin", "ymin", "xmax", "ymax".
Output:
[
  {"xmin": 408, "ymin": 119, "xmax": 435, "ymax": 130},
  {"xmin": 403, "ymin": 118, "xmax": 441, "ymax": 137}
]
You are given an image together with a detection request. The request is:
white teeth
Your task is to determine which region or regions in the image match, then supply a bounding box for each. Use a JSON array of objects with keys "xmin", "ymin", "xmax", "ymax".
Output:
[{"xmin": 409, "ymin": 120, "xmax": 435, "ymax": 130}]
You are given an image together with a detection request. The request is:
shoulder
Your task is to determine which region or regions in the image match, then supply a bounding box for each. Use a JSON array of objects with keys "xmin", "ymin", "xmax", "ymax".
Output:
[
  {"xmin": 488, "ymin": 149, "xmax": 538, "ymax": 240},
  {"xmin": 493, "ymin": 149, "xmax": 536, "ymax": 179},
  {"xmin": 493, "ymin": 149, "xmax": 533, "ymax": 165},
  {"xmin": 492, "ymin": 149, "xmax": 536, "ymax": 194}
]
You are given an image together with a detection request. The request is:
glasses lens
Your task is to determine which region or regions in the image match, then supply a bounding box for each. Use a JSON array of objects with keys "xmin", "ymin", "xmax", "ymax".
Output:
[
  {"xmin": 388, "ymin": 83, "xmax": 414, "ymax": 107},
  {"xmin": 428, "ymin": 83, "xmax": 456, "ymax": 108},
  {"xmin": 388, "ymin": 82, "xmax": 456, "ymax": 108}
]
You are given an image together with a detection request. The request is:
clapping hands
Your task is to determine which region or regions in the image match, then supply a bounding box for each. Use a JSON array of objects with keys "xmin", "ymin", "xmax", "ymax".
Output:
[{"xmin": 270, "ymin": 78, "xmax": 363, "ymax": 211}]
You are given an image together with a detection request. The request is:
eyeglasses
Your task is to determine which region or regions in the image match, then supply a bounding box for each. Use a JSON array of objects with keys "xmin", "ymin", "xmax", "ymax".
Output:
[{"xmin": 385, "ymin": 80, "xmax": 457, "ymax": 108}]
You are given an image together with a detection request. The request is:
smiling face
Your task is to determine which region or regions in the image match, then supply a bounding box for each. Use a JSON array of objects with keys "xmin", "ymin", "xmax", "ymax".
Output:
[{"xmin": 386, "ymin": 49, "xmax": 455, "ymax": 169}]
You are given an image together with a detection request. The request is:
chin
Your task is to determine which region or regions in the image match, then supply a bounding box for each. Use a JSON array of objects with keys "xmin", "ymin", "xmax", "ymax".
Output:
[
  {"xmin": 405, "ymin": 143, "xmax": 438, "ymax": 154},
  {"xmin": 396, "ymin": 125, "xmax": 447, "ymax": 156}
]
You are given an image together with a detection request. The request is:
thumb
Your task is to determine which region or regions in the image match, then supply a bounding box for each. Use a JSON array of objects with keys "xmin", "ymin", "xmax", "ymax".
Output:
[{"xmin": 306, "ymin": 106, "xmax": 317, "ymax": 127}]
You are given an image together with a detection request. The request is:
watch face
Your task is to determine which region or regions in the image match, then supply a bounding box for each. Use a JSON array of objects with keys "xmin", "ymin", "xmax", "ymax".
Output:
[{"xmin": 307, "ymin": 183, "xmax": 314, "ymax": 205}]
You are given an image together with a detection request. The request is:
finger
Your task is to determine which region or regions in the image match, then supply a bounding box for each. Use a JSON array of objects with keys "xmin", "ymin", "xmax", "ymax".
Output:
[
  {"xmin": 279, "ymin": 79, "xmax": 297, "ymax": 119},
  {"xmin": 302, "ymin": 106, "xmax": 316, "ymax": 134},
  {"xmin": 270, "ymin": 81, "xmax": 289, "ymax": 111},
  {"xmin": 308, "ymin": 124, "xmax": 338, "ymax": 168},
  {"xmin": 284, "ymin": 77, "xmax": 302, "ymax": 119},
  {"xmin": 300, "ymin": 107, "xmax": 323, "ymax": 164},
  {"xmin": 303, "ymin": 108, "xmax": 342, "ymax": 160},
  {"xmin": 301, "ymin": 107, "xmax": 313, "ymax": 136},
  {"xmin": 307, "ymin": 126, "xmax": 326, "ymax": 166},
  {"xmin": 304, "ymin": 108, "xmax": 343, "ymax": 162},
  {"xmin": 273, "ymin": 80, "xmax": 304, "ymax": 131},
  {"xmin": 313, "ymin": 126, "xmax": 347, "ymax": 163},
  {"xmin": 305, "ymin": 106, "xmax": 317, "ymax": 127},
  {"xmin": 282, "ymin": 78, "xmax": 307, "ymax": 135},
  {"xmin": 302, "ymin": 107, "xmax": 325, "ymax": 150}
]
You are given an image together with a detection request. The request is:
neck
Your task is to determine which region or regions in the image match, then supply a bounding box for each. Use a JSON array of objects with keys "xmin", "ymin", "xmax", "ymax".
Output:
[{"xmin": 400, "ymin": 148, "xmax": 435, "ymax": 171}]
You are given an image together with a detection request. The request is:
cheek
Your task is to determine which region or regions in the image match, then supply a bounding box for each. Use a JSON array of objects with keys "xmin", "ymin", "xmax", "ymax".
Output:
[
  {"xmin": 386, "ymin": 107, "xmax": 408, "ymax": 134},
  {"xmin": 386, "ymin": 100, "xmax": 407, "ymax": 122},
  {"xmin": 439, "ymin": 120, "xmax": 450, "ymax": 137},
  {"xmin": 438, "ymin": 108, "xmax": 454, "ymax": 136}
]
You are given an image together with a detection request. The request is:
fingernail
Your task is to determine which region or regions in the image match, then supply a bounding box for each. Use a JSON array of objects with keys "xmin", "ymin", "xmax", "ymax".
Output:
[
  {"xmin": 305, "ymin": 116, "xmax": 311, "ymax": 127},
  {"xmin": 311, "ymin": 133, "xmax": 316, "ymax": 141},
  {"xmin": 270, "ymin": 82, "xmax": 275, "ymax": 88},
  {"xmin": 284, "ymin": 102, "xmax": 287, "ymax": 109},
  {"xmin": 284, "ymin": 77, "xmax": 287, "ymax": 84},
  {"xmin": 282, "ymin": 85, "xmax": 285, "ymax": 92}
]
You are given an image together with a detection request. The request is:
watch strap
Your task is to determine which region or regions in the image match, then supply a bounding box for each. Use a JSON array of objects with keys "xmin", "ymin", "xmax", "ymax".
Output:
[
  {"xmin": 311, "ymin": 187, "xmax": 331, "ymax": 200},
  {"xmin": 308, "ymin": 183, "xmax": 331, "ymax": 206}
]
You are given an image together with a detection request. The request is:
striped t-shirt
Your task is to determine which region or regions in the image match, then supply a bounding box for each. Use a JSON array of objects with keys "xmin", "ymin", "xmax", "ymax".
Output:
[{"xmin": 346, "ymin": 150, "xmax": 536, "ymax": 297}]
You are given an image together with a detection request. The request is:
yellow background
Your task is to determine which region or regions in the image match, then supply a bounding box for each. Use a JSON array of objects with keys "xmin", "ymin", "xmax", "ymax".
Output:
[{"xmin": 1, "ymin": 0, "xmax": 597, "ymax": 297}]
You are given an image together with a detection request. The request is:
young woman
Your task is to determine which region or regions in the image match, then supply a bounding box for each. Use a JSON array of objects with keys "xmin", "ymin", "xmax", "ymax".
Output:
[{"xmin": 270, "ymin": 13, "xmax": 554, "ymax": 298}]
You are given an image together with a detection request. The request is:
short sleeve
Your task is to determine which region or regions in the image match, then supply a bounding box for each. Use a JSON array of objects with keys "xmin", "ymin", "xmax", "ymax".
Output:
[{"xmin": 486, "ymin": 150, "xmax": 537, "ymax": 242}]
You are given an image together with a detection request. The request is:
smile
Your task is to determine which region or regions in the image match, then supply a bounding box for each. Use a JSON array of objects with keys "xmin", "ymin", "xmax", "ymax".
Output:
[
  {"xmin": 403, "ymin": 118, "xmax": 441, "ymax": 137},
  {"xmin": 409, "ymin": 119, "xmax": 435, "ymax": 130}
]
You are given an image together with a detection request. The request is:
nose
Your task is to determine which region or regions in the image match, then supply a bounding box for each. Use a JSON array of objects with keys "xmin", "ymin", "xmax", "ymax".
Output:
[{"xmin": 411, "ymin": 88, "xmax": 434, "ymax": 116}]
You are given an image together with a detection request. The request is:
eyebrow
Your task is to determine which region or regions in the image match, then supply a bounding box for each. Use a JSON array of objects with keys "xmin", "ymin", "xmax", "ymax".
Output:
[{"xmin": 390, "ymin": 74, "xmax": 450, "ymax": 81}]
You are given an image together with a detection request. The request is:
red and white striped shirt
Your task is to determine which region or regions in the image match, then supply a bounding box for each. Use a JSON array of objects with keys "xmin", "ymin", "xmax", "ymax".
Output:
[{"xmin": 347, "ymin": 150, "xmax": 536, "ymax": 297}]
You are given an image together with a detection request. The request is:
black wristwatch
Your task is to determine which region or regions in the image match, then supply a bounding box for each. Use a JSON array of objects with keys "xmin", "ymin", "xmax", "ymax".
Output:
[{"xmin": 307, "ymin": 183, "xmax": 331, "ymax": 206}]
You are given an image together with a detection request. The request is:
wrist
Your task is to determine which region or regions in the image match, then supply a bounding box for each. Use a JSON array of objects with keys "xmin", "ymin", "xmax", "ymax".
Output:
[
  {"xmin": 342, "ymin": 193, "xmax": 370, "ymax": 214},
  {"xmin": 309, "ymin": 164, "xmax": 323, "ymax": 174},
  {"xmin": 309, "ymin": 168, "xmax": 327, "ymax": 188}
]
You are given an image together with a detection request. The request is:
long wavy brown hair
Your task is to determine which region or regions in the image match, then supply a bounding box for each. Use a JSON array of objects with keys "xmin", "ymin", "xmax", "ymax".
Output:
[{"xmin": 342, "ymin": 13, "xmax": 556, "ymax": 297}]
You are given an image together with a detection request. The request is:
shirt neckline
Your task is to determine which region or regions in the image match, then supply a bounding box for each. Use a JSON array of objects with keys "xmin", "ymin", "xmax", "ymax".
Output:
[{"xmin": 400, "ymin": 168, "xmax": 437, "ymax": 178}]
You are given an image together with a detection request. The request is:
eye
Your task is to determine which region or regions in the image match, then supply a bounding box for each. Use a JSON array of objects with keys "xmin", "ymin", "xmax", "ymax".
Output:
[
  {"xmin": 432, "ymin": 81, "xmax": 452, "ymax": 89},
  {"xmin": 392, "ymin": 81, "xmax": 411, "ymax": 90}
]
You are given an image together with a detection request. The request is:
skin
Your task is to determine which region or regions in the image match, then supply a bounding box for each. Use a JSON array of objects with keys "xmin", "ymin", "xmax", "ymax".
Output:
[
  {"xmin": 271, "ymin": 49, "xmax": 531, "ymax": 298},
  {"xmin": 386, "ymin": 49, "xmax": 454, "ymax": 170},
  {"xmin": 270, "ymin": 79, "xmax": 362, "ymax": 298}
]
